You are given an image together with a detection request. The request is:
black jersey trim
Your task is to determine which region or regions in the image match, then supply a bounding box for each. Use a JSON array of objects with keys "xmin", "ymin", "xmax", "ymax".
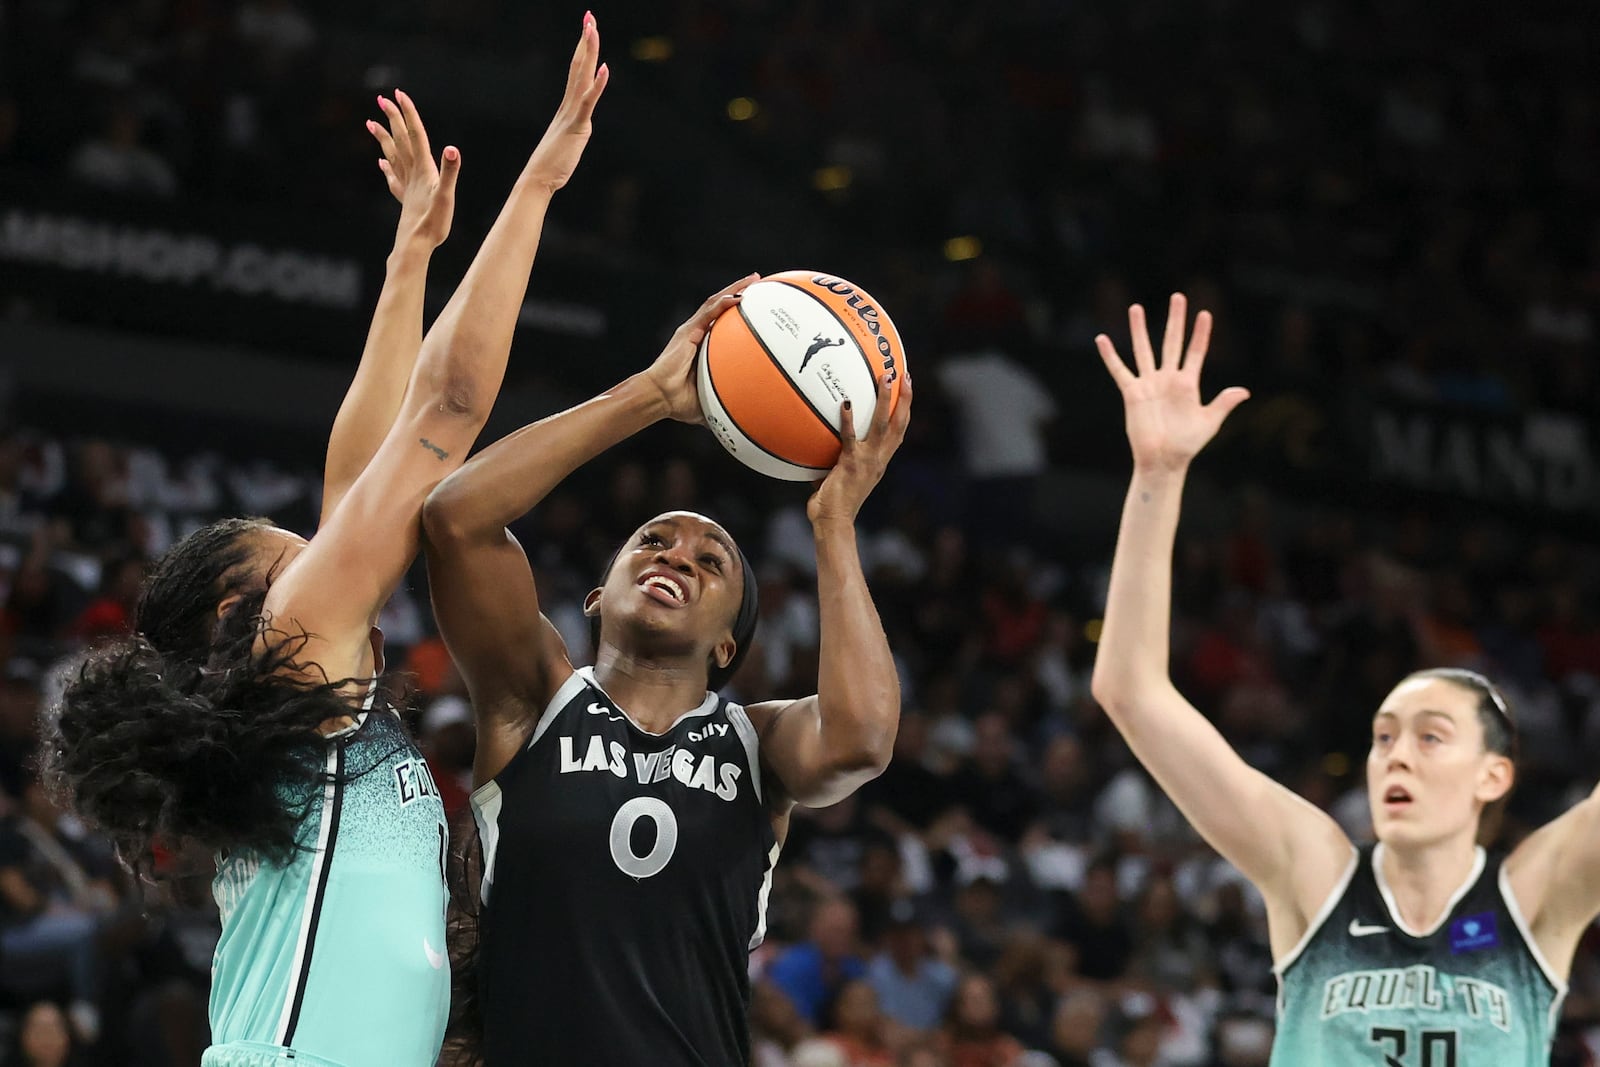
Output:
[
  {"xmin": 1372, "ymin": 842, "xmax": 1486, "ymax": 938},
  {"xmin": 281, "ymin": 743, "xmax": 346, "ymax": 1045},
  {"xmin": 1497, "ymin": 862, "xmax": 1567, "ymax": 995}
]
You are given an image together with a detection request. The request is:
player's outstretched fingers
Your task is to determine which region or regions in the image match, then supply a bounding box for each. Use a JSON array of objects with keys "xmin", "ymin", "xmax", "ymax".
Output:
[
  {"xmin": 1095, "ymin": 334, "xmax": 1136, "ymax": 389},
  {"xmin": 1183, "ymin": 310, "xmax": 1215, "ymax": 378},
  {"xmin": 394, "ymin": 89, "xmax": 431, "ymax": 167},
  {"xmin": 1160, "ymin": 292, "xmax": 1187, "ymax": 372},
  {"xmin": 376, "ymin": 95, "xmax": 411, "ymax": 167}
]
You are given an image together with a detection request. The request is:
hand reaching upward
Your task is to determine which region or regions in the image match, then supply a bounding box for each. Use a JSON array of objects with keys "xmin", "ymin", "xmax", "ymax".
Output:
[
  {"xmin": 523, "ymin": 12, "xmax": 610, "ymax": 193},
  {"xmin": 1096, "ymin": 293, "xmax": 1249, "ymax": 474},
  {"xmin": 368, "ymin": 90, "xmax": 459, "ymax": 249}
]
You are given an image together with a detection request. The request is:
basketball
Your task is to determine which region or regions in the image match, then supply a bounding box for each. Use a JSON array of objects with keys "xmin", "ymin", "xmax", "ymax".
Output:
[{"xmin": 697, "ymin": 270, "xmax": 906, "ymax": 481}]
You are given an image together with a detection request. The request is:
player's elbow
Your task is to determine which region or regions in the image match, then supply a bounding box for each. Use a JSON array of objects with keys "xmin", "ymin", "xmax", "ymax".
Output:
[
  {"xmin": 1089, "ymin": 664, "xmax": 1124, "ymax": 710},
  {"xmin": 830, "ymin": 707, "xmax": 898, "ymax": 778},
  {"xmin": 1090, "ymin": 659, "xmax": 1153, "ymax": 713},
  {"xmin": 422, "ymin": 475, "xmax": 480, "ymax": 543},
  {"xmin": 412, "ymin": 355, "xmax": 491, "ymax": 426}
]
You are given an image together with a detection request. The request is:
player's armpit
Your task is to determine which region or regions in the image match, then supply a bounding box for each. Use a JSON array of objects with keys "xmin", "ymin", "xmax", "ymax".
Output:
[
  {"xmin": 1506, "ymin": 790, "xmax": 1600, "ymax": 973},
  {"xmin": 421, "ymin": 522, "xmax": 571, "ymax": 781}
]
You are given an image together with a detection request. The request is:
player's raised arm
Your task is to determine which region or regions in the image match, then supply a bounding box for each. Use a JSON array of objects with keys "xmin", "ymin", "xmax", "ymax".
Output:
[
  {"xmin": 745, "ymin": 373, "xmax": 912, "ymax": 809},
  {"xmin": 422, "ymin": 277, "xmax": 755, "ymax": 780},
  {"xmin": 265, "ymin": 16, "xmax": 609, "ymax": 681},
  {"xmin": 1089, "ymin": 294, "xmax": 1351, "ymax": 950},
  {"xmin": 320, "ymin": 91, "xmax": 461, "ymax": 524}
]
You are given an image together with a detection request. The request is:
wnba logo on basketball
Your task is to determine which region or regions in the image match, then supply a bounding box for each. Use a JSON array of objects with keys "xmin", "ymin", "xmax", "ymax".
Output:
[
  {"xmin": 696, "ymin": 270, "xmax": 907, "ymax": 481},
  {"xmin": 812, "ymin": 275, "xmax": 899, "ymax": 382}
]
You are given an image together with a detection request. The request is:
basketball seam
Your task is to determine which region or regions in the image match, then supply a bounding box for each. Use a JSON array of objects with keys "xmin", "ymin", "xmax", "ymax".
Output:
[
  {"xmin": 770, "ymin": 278, "xmax": 883, "ymax": 385},
  {"xmin": 733, "ymin": 301, "xmax": 842, "ymax": 443},
  {"xmin": 702, "ymin": 333, "xmax": 831, "ymax": 473}
]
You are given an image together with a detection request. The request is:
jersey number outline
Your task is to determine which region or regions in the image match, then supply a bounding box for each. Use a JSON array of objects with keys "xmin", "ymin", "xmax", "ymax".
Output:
[
  {"xmin": 1370, "ymin": 1027, "xmax": 1458, "ymax": 1067},
  {"xmin": 609, "ymin": 797, "xmax": 680, "ymax": 879}
]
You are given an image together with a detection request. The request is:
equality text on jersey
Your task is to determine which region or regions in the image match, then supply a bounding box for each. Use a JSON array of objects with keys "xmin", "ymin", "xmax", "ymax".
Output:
[{"xmin": 1320, "ymin": 965, "xmax": 1513, "ymax": 1034}]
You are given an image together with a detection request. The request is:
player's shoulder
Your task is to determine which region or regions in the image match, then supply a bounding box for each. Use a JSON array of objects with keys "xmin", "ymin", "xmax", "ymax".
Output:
[{"xmin": 740, "ymin": 695, "xmax": 808, "ymax": 737}]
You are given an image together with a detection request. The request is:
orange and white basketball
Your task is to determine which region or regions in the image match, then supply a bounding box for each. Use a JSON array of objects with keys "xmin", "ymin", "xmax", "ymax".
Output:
[{"xmin": 697, "ymin": 270, "xmax": 906, "ymax": 481}]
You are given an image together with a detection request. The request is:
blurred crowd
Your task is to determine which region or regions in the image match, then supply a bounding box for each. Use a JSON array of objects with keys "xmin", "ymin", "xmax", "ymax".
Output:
[{"xmin": 3, "ymin": 1, "xmax": 1599, "ymax": 1067}]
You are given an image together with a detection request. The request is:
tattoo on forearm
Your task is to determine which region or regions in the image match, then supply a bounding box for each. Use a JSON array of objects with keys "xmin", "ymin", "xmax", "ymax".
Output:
[{"xmin": 420, "ymin": 438, "xmax": 449, "ymax": 460}]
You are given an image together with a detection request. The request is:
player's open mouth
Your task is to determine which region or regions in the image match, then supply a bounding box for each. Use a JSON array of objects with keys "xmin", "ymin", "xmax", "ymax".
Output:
[
  {"xmin": 640, "ymin": 572, "xmax": 688, "ymax": 606},
  {"xmin": 1383, "ymin": 785, "xmax": 1413, "ymax": 808}
]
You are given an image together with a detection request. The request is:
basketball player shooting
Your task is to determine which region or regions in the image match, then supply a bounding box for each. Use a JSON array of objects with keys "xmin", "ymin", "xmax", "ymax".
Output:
[
  {"xmin": 1091, "ymin": 293, "xmax": 1600, "ymax": 1065},
  {"xmin": 420, "ymin": 284, "xmax": 913, "ymax": 1065}
]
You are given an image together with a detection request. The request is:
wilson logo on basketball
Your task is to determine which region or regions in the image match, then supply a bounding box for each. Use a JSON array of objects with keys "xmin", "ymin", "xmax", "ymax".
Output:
[{"xmin": 812, "ymin": 275, "xmax": 899, "ymax": 382}]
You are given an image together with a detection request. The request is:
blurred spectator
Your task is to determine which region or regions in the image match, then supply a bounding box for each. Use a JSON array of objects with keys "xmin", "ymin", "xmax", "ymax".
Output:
[
  {"xmin": 950, "ymin": 715, "xmax": 1038, "ymax": 845},
  {"xmin": 5, "ymin": 999, "xmax": 88, "ymax": 1067},
  {"xmin": 752, "ymin": 980, "xmax": 815, "ymax": 1067},
  {"xmin": 817, "ymin": 978, "xmax": 896, "ymax": 1067},
  {"xmin": 0, "ymin": 775, "xmax": 120, "ymax": 1043},
  {"xmin": 1053, "ymin": 860, "xmax": 1133, "ymax": 985},
  {"xmin": 418, "ymin": 696, "xmax": 474, "ymax": 823},
  {"xmin": 939, "ymin": 973, "xmax": 1027, "ymax": 1067},
  {"xmin": 933, "ymin": 350, "xmax": 1056, "ymax": 545},
  {"xmin": 768, "ymin": 896, "xmax": 870, "ymax": 1027},
  {"xmin": 68, "ymin": 104, "xmax": 177, "ymax": 198},
  {"xmin": 862, "ymin": 712, "xmax": 951, "ymax": 834},
  {"xmin": 1047, "ymin": 989, "xmax": 1107, "ymax": 1067},
  {"xmin": 868, "ymin": 900, "xmax": 959, "ymax": 1033}
]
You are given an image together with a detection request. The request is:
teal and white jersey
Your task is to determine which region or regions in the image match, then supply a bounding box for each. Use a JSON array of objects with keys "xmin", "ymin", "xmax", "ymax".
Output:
[
  {"xmin": 202, "ymin": 708, "xmax": 450, "ymax": 1067},
  {"xmin": 1273, "ymin": 844, "xmax": 1565, "ymax": 1067}
]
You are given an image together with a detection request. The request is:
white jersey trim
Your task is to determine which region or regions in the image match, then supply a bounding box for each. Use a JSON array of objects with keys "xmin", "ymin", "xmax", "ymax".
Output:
[
  {"xmin": 470, "ymin": 781, "xmax": 505, "ymax": 906},
  {"xmin": 273, "ymin": 744, "xmax": 341, "ymax": 1044},
  {"xmin": 574, "ymin": 665, "xmax": 718, "ymax": 737},
  {"xmin": 1372, "ymin": 842, "xmax": 1485, "ymax": 937},
  {"xmin": 749, "ymin": 841, "xmax": 782, "ymax": 950},
  {"xmin": 1272, "ymin": 846, "xmax": 1359, "ymax": 977},
  {"xmin": 529, "ymin": 671, "xmax": 591, "ymax": 749},
  {"xmin": 1498, "ymin": 862, "xmax": 1568, "ymax": 1003},
  {"xmin": 725, "ymin": 702, "xmax": 763, "ymax": 805}
]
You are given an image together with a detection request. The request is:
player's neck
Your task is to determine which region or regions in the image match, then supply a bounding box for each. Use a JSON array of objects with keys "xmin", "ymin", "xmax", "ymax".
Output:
[
  {"xmin": 1378, "ymin": 833, "xmax": 1482, "ymax": 932},
  {"xmin": 591, "ymin": 651, "xmax": 710, "ymax": 729}
]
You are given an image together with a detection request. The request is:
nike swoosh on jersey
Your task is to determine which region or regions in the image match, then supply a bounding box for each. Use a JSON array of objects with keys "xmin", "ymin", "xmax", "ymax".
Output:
[
  {"xmin": 424, "ymin": 937, "xmax": 447, "ymax": 970},
  {"xmin": 1348, "ymin": 919, "xmax": 1389, "ymax": 937},
  {"xmin": 586, "ymin": 702, "xmax": 624, "ymax": 722}
]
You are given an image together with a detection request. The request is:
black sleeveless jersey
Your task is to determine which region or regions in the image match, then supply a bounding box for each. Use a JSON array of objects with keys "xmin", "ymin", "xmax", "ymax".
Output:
[
  {"xmin": 470, "ymin": 667, "xmax": 779, "ymax": 1066},
  {"xmin": 1272, "ymin": 844, "xmax": 1564, "ymax": 1066}
]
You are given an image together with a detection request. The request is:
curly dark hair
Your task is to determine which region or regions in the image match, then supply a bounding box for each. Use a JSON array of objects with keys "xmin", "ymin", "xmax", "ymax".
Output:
[
  {"xmin": 441, "ymin": 823, "xmax": 486, "ymax": 1067},
  {"xmin": 42, "ymin": 517, "xmax": 392, "ymax": 874}
]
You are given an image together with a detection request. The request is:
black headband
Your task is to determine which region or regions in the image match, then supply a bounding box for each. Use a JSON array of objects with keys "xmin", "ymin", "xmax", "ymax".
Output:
[{"xmin": 710, "ymin": 539, "xmax": 760, "ymax": 691}]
